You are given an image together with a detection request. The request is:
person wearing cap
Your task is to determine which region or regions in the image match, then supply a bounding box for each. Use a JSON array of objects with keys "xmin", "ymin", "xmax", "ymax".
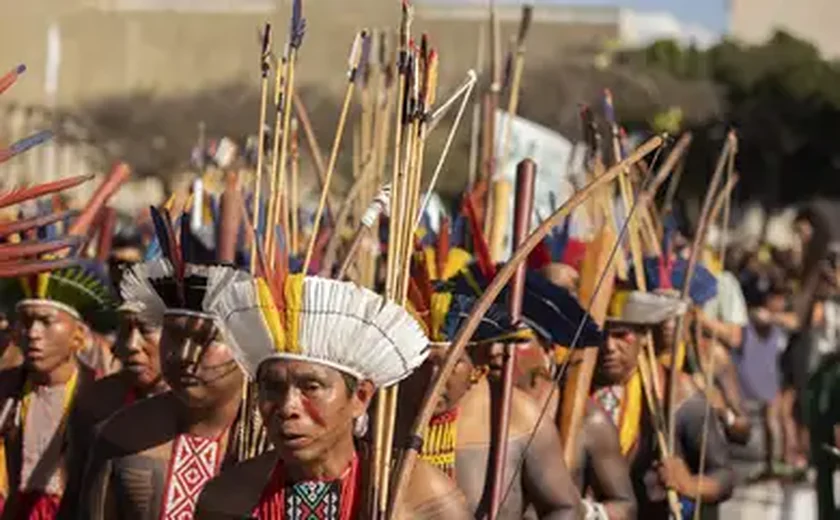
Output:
[
  {"xmin": 194, "ymin": 272, "xmax": 471, "ymax": 519},
  {"xmin": 0, "ymin": 264, "xmax": 118, "ymax": 519},
  {"xmin": 592, "ymin": 290, "xmax": 734, "ymax": 520},
  {"xmin": 396, "ymin": 286, "xmax": 583, "ymax": 520}
]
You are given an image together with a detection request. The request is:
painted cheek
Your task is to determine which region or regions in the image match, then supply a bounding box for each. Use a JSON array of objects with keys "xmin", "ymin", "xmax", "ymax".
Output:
[{"xmin": 301, "ymin": 396, "xmax": 326, "ymax": 427}]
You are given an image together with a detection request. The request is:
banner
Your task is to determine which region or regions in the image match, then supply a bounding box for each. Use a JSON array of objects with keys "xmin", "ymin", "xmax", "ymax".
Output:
[{"xmin": 493, "ymin": 110, "xmax": 589, "ymax": 259}]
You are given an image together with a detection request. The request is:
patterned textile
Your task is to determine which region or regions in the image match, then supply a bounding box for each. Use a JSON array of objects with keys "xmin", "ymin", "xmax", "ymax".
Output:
[
  {"xmin": 252, "ymin": 455, "xmax": 359, "ymax": 520},
  {"xmin": 285, "ymin": 480, "xmax": 341, "ymax": 519},
  {"xmin": 11, "ymin": 490, "xmax": 60, "ymax": 520},
  {"xmin": 160, "ymin": 434, "xmax": 221, "ymax": 520}
]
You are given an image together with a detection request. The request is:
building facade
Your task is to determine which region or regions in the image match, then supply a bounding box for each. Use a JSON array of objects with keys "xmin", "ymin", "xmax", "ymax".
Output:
[{"xmin": 729, "ymin": 0, "xmax": 840, "ymax": 58}]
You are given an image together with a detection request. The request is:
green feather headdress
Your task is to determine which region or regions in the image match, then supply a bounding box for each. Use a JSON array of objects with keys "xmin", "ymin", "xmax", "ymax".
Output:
[{"xmin": 1, "ymin": 263, "xmax": 119, "ymax": 332}]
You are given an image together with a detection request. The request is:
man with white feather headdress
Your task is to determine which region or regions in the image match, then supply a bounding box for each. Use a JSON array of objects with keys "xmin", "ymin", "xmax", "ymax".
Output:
[
  {"xmin": 76, "ymin": 192, "xmax": 264, "ymax": 520},
  {"xmin": 193, "ymin": 269, "xmax": 472, "ymax": 519}
]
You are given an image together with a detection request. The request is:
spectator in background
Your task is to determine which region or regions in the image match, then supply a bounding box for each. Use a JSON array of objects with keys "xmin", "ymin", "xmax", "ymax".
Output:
[{"xmin": 734, "ymin": 276, "xmax": 790, "ymax": 477}]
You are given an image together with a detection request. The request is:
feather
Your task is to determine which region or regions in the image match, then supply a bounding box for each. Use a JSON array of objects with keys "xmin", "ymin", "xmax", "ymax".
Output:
[
  {"xmin": 289, "ymin": 0, "xmax": 307, "ymax": 49},
  {"xmin": 190, "ymin": 178, "xmax": 204, "ymax": 233},
  {"xmin": 205, "ymin": 278, "xmax": 276, "ymax": 378},
  {"xmin": 296, "ymin": 277, "xmax": 428, "ymax": 387},
  {"xmin": 0, "ymin": 210, "xmax": 75, "ymax": 238},
  {"xmin": 0, "ymin": 235, "xmax": 84, "ymax": 261},
  {"xmin": 461, "ymin": 194, "xmax": 494, "ymax": 279},
  {"xmin": 0, "ymin": 174, "xmax": 93, "ymax": 210},
  {"xmin": 0, "ymin": 130, "xmax": 53, "ymax": 165},
  {"xmin": 450, "ymin": 261, "xmax": 603, "ymax": 346},
  {"xmin": 361, "ymin": 184, "xmax": 391, "ymax": 228},
  {"xmin": 0, "ymin": 257, "xmax": 79, "ymax": 278},
  {"xmin": 0, "ymin": 64, "xmax": 25, "ymax": 96},
  {"xmin": 120, "ymin": 261, "xmax": 169, "ymax": 325},
  {"xmin": 67, "ymin": 163, "xmax": 131, "ymax": 238},
  {"xmin": 95, "ymin": 208, "xmax": 117, "ymax": 262}
]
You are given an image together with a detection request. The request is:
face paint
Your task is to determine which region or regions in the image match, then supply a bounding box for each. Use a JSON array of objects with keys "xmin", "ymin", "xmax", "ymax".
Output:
[{"xmin": 301, "ymin": 395, "xmax": 326, "ymax": 427}]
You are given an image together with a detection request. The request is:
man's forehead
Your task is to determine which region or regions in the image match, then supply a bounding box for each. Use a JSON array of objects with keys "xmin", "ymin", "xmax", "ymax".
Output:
[
  {"xmin": 18, "ymin": 303, "xmax": 61, "ymax": 318},
  {"xmin": 259, "ymin": 359, "xmax": 346, "ymax": 381}
]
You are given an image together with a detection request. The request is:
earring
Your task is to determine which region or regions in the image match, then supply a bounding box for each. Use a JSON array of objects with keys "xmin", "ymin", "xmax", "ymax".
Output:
[
  {"xmin": 353, "ymin": 413, "xmax": 369, "ymax": 438},
  {"xmin": 470, "ymin": 366, "xmax": 488, "ymax": 385}
]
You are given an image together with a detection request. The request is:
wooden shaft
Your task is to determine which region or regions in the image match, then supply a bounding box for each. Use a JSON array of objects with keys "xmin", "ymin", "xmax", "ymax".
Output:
[
  {"xmin": 218, "ymin": 172, "xmax": 243, "ymax": 264},
  {"xmin": 251, "ymin": 66, "xmax": 271, "ymax": 272},
  {"xmin": 488, "ymin": 159, "xmax": 534, "ymax": 519},
  {"xmin": 292, "ymin": 93, "xmax": 334, "ymax": 223},
  {"xmin": 302, "ymin": 81, "xmax": 356, "ymax": 274},
  {"xmin": 389, "ymin": 135, "xmax": 663, "ymax": 517},
  {"xmin": 666, "ymin": 132, "xmax": 735, "ymax": 454},
  {"xmin": 265, "ymin": 58, "xmax": 285, "ymax": 261}
]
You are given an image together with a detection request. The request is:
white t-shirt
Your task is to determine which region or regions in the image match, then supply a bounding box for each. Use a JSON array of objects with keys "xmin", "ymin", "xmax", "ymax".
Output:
[{"xmin": 703, "ymin": 270, "xmax": 749, "ymax": 327}]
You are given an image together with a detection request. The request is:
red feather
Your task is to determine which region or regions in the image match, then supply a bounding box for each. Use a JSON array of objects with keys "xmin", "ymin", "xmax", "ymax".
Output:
[
  {"xmin": 462, "ymin": 194, "xmax": 494, "ymax": 279},
  {"xmin": 0, "ymin": 236, "xmax": 84, "ymax": 261},
  {"xmin": 528, "ymin": 239, "xmax": 551, "ymax": 270},
  {"xmin": 0, "ymin": 174, "xmax": 93, "ymax": 210},
  {"xmin": 0, "ymin": 257, "xmax": 81, "ymax": 278},
  {"xmin": 0, "ymin": 210, "xmax": 74, "ymax": 238}
]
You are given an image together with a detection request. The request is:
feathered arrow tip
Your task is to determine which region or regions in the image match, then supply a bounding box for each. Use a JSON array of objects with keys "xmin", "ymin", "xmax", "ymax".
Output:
[
  {"xmin": 0, "ymin": 64, "xmax": 26, "ymax": 96},
  {"xmin": 347, "ymin": 30, "xmax": 371, "ymax": 83},
  {"xmin": 516, "ymin": 4, "xmax": 534, "ymax": 49},
  {"xmin": 260, "ymin": 23, "xmax": 272, "ymax": 76},
  {"xmin": 289, "ymin": 0, "xmax": 306, "ymax": 50},
  {"xmin": 0, "ymin": 174, "xmax": 93, "ymax": 210},
  {"xmin": 361, "ymin": 184, "xmax": 392, "ymax": 228},
  {"xmin": 0, "ymin": 130, "xmax": 53, "ymax": 165}
]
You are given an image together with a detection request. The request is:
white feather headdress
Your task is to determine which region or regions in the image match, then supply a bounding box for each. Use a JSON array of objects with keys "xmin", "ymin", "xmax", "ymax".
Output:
[{"xmin": 205, "ymin": 268, "xmax": 429, "ymax": 387}]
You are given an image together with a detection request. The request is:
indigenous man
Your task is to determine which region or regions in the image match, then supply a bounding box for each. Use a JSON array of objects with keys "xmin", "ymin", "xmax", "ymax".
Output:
[
  {"xmin": 514, "ymin": 270, "xmax": 636, "ymax": 520},
  {"xmin": 397, "ymin": 280, "xmax": 583, "ymax": 520},
  {"xmin": 58, "ymin": 295, "xmax": 168, "ymax": 516},
  {"xmin": 195, "ymin": 271, "xmax": 471, "ymax": 519},
  {"xmin": 0, "ymin": 264, "xmax": 118, "ymax": 519},
  {"xmin": 592, "ymin": 290, "xmax": 734, "ymax": 520},
  {"xmin": 77, "ymin": 255, "xmax": 256, "ymax": 519}
]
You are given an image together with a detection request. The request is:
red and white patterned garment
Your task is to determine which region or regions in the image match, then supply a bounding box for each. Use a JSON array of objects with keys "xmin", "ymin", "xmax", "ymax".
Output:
[{"xmin": 159, "ymin": 434, "xmax": 222, "ymax": 520}]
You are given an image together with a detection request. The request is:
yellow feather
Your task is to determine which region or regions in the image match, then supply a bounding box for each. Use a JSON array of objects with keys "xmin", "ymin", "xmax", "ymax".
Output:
[
  {"xmin": 36, "ymin": 272, "xmax": 49, "ymax": 299},
  {"xmin": 430, "ymin": 292, "xmax": 453, "ymax": 342},
  {"xmin": 422, "ymin": 247, "xmax": 438, "ymax": 280},
  {"xmin": 441, "ymin": 248, "xmax": 472, "ymax": 281},
  {"xmin": 284, "ymin": 274, "xmax": 305, "ymax": 354},
  {"xmin": 256, "ymin": 278, "xmax": 286, "ymax": 353}
]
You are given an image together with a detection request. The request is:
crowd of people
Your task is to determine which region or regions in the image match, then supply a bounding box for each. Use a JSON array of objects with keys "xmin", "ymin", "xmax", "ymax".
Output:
[{"xmin": 2, "ymin": 5, "xmax": 840, "ymax": 520}]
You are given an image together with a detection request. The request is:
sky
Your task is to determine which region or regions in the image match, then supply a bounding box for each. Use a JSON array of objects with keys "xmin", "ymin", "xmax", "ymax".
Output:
[{"xmin": 552, "ymin": 0, "xmax": 728, "ymax": 34}]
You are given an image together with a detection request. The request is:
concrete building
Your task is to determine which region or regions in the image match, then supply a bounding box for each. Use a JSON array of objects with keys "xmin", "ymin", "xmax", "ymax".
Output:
[
  {"xmin": 0, "ymin": 0, "xmax": 619, "ymax": 108},
  {"xmin": 729, "ymin": 0, "xmax": 840, "ymax": 58}
]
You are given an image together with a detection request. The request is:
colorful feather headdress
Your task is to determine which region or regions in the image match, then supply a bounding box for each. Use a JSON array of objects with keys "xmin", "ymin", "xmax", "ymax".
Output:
[
  {"xmin": 121, "ymin": 174, "xmax": 252, "ymax": 322},
  {"xmin": 205, "ymin": 271, "xmax": 429, "ymax": 387},
  {"xmin": 450, "ymin": 262, "xmax": 603, "ymax": 347},
  {"xmin": 629, "ymin": 215, "xmax": 718, "ymax": 306},
  {"xmin": 606, "ymin": 290, "xmax": 688, "ymax": 326},
  {"xmin": 0, "ymin": 166, "xmax": 126, "ymax": 332},
  {"xmin": 407, "ymin": 253, "xmax": 531, "ymax": 346}
]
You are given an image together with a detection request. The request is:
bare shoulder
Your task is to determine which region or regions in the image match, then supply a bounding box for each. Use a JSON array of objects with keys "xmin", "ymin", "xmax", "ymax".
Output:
[
  {"xmin": 510, "ymin": 386, "xmax": 551, "ymax": 437},
  {"xmin": 93, "ymin": 391, "xmax": 178, "ymax": 458},
  {"xmin": 401, "ymin": 459, "xmax": 470, "ymax": 520}
]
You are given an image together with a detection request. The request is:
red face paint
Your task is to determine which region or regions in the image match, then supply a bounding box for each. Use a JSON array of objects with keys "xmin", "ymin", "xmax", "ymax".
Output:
[{"xmin": 301, "ymin": 395, "xmax": 326, "ymax": 427}]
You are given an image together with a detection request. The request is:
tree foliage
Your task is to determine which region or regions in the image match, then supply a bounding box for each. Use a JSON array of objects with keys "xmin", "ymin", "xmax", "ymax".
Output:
[{"xmin": 620, "ymin": 31, "xmax": 840, "ymax": 206}]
